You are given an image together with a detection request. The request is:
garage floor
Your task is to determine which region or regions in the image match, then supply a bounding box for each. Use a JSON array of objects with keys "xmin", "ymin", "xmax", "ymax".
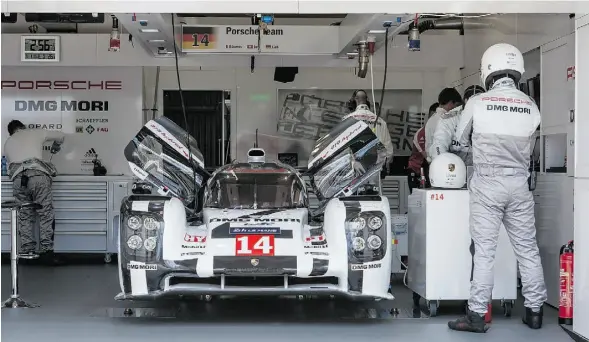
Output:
[{"xmin": 0, "ymin": 257, "xmax": 571, "ymax": 342}]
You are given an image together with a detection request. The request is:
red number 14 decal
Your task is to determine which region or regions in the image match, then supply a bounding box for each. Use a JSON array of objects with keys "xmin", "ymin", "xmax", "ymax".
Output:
[
  {"xmin": 235, "ymin": 235, "xmax": 275, "ymax": 256},
  {"xmin": 430, "ymin": 193, "xmax": 445, "ymax": 200}
]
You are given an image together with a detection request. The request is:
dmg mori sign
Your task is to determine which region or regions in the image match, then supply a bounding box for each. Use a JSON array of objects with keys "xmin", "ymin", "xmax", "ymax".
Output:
[{"xmin": 14, "ymin": 100, "xmax": 110, "ymax": 112}]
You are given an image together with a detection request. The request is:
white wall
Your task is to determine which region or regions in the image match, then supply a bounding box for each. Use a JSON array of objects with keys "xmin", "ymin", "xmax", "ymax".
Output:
[
  {"xmin": 458, "ymin": 14, "xmax": 575, "ymax": 89},
  {"xmin": 573, "ymin": 14, "xmax": 589, "ymax": 340},
  {"xmin": 146, "ymin": 66, "xmax": 453, "ymax": 162}
]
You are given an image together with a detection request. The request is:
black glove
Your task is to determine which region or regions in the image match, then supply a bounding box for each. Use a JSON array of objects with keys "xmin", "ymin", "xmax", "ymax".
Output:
[{"xmin": 50, "ymin": 141, "xmax": 62, "ymax": 154}]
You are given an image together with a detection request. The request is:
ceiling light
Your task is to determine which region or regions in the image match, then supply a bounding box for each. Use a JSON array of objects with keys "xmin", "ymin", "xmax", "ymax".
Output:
[
  {"xmin": 347, "ymin": 52, "xmax": 358, "ymax": 56},
  {"xmin": 140, "ymin": 28, "xmax": 160, "ymax": 33},
  {"xmin": 148, "ymin": 39, "xmax": 166, "ymax": 43},
  {"xmin": 368, "ymin": 30, "xmax": 386, "ymax": 34}
]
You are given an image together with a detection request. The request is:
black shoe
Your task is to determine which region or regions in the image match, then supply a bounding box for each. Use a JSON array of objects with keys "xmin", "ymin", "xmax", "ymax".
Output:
[
  {"xmin": 38, "ymin": 251, "xmax": 65, "ymax": 266},
  {"xmin": 522, "ymin": 306, "xmax": 543, "ymax": 329},
  {"xmin": 448, "ymin": 310, "xmax": 489, "ymax": 333},
  {"xmin": 18, "ymin": 251, "xmax": 39, "ymax": 265}
]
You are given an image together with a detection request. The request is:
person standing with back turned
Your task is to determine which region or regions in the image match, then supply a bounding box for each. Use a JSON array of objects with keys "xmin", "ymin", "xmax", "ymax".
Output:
[
  {"xmin": 3, "ymin": 120, "xmax": 66, "ymax": 266},
  {"xmin": 447, "ymin": 43, "xmax": 546, "ymax": 333}
]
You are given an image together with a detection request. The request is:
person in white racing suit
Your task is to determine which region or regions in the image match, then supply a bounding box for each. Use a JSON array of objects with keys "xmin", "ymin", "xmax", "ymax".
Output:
[
  {"xmin": 424, "ymin": 88, "xmax": 462, "ymax": 163},
  {"xmin": 428, "ymin": 85, "xmax": 485, "ymax": 173},
  {"xmin": 447, "ymin": 43, "xmax": 547, "ymax": 333}
]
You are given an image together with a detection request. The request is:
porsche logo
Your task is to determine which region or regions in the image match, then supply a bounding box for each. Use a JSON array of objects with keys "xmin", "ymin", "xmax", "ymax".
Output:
[
  {"xmin": 448, "ymin": 163, "xmax": 455, "ymax": 172},
  {"xmin": 250, "ymin": 258, "xmax": 260, "ymax": 267}
]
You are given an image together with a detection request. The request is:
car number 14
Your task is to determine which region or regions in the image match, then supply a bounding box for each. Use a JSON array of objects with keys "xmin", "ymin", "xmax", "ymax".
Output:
[{"xmin": 235, "ymin": 235, "xmax": 275, "ymax": 256}]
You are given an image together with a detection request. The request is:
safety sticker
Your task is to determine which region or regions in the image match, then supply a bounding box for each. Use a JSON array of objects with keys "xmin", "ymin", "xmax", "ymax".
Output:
[{"xmin": 131, "ymin": 201, "xmax": 150, "ymax": 212}]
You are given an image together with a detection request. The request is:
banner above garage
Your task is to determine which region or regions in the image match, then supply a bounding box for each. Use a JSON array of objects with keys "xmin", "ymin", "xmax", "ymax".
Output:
[{"xmin": 181, "ymin": 25, "xmax": 339, "ymax": 55}]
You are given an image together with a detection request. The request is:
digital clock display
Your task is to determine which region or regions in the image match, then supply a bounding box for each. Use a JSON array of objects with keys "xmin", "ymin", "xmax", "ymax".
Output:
[
  {"xmin": 21, "ymin": 36, "xmax": 60, "ymax": 62},
  {"xmin": 24, "ymin": 38, "xmax": 56, "ymax": 52}
]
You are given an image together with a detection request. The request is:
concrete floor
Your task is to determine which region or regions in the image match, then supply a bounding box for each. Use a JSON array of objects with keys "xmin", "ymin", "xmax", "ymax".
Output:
[{"xmin": 0, "ymin": 256, "xmax": 571, "ymax": 342}]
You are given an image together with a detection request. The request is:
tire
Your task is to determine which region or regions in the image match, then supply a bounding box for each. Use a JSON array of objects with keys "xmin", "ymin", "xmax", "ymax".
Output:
[
  {"xmin": 428, "ymin": 300, "xmax": 438, "ymax": 317},
  {"xmin": 502, "ymin": 301, "xmax": 513, "ymax": 317}
]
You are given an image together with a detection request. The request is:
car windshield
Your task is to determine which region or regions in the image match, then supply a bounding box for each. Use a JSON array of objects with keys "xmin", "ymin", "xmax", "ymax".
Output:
[{"xmin": 204, "ymin": 164, "xmax": 306, "ymax": 210}]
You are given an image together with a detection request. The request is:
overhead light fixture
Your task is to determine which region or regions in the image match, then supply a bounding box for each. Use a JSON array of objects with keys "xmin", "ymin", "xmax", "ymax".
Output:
[
  {"xmin": 148, "ymin": 39, "xmax": 166, "ymax": 43},
  {"xmin": 368, "ymin": 30, "xmax": 386, "ymax": 34},
  {"xmin": 140, "ymin": 28, "xmax": 160, "ymax": 33}
]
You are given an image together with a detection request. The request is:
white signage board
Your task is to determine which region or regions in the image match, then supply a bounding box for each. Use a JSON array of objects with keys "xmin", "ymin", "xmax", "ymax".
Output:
[
  {"xmin": 1, "ymin": 67, "xmax": 143, "ymax": 175},
  {"xmin": 181, "ymin": 25, "xmax": 339, "ymax": 54}
]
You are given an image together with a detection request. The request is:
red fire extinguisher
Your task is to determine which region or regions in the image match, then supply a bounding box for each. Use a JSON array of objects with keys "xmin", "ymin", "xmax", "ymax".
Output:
[
  {"xmin": 484, "ymin": 303, "xmax": 493, "ymax": 323},
  {"xmin": 558, "ymin": 240, "xmax": 574, "ymax": 325}
]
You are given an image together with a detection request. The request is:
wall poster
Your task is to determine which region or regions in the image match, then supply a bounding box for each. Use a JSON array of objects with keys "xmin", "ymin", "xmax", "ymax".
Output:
[
  {"xmin": 271, "ymin": 89, "xmax": 423, "ymax": 163},
  {"xmin": 1, "ymin": 66, "xmax": 143, "ymax": 175}
]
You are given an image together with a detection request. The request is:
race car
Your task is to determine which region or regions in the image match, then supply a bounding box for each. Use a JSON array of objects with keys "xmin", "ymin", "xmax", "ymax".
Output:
[{"xmin": 115, "ymin": 116, "xmax": 393, "ymax": 301}]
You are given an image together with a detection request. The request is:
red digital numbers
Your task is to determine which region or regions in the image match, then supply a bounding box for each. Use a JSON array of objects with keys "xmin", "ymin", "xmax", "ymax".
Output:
[
  {"xmin": 430, "ymin": 193, "xmax": 445, "ymax": 201},
  {"xmin": 235, "ymin": 235, "xmax": 275, "ymax": 256}
]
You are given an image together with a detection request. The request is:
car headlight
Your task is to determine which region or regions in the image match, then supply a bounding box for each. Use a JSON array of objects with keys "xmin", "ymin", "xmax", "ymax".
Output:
[
  {"xmin": 352, "ymin": 217, "xmax": 366, "ymax": 230},
  {"xmin": 127, "ymin": 235, "xmax": 143, "ymax": 250},
  {"xmin": 144, "ymin": 237, "xmax": 157, "ymax": 251},
  {"xmin": 352, "ymin": 237, "xmax": 365, "ymax": 251},
  {"xmin": 143, "ymin": 217, "xmax": 159, "ymax": 231},
  {"xmin": 367, "ymin": 216, "xmax": 382, "ymax": 230},
  {"xmin": 127, "ymin": 216, "xmax": 142, "ymax": 230},
  {"xmin": 367, "ymin": 235, "xmax": 382, "ymax": 250}
]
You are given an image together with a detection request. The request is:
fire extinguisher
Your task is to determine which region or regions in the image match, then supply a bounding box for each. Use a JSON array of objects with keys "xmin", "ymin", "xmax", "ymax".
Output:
[{"xmin": 558, "ymin": 240, "xmax": 574, "ymax": 325}]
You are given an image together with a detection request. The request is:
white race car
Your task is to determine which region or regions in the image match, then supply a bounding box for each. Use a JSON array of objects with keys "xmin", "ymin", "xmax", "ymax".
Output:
[{"xmin": 116, "ymin": 117, "xmax": 393, "ymax": 301}]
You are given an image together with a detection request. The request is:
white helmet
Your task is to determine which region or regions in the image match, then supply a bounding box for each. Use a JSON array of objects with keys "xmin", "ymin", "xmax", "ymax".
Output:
[
  {"xmin": 429, "ymin": 153, "xmax": 466, "ymax": 189},
  {"xmin": 480, "ymin": 43, "xmax": 525, "ymax": 90}
]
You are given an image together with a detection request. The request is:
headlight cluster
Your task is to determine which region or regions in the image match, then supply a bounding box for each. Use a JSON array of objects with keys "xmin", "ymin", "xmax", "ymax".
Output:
[
  {"xmin": 346, "ymin": 211, "xmax": 386, "ymax": 261},
  {"xmin": 124, "ymin": 214, "xmax": 161, "ymax": 254}
]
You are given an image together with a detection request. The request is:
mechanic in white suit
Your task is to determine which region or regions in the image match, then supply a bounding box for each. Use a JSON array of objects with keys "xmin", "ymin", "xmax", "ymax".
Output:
[
  {"xmin": 447, "ymin": 43, "xmax": 547, "ymax": 333},
  {"xmin": 424, "ymin": 88, "xmax": 462, "ymax": 162},
  {"xmin": 428, "ymin": 85, "xmax": 485, "ymax": 167}
]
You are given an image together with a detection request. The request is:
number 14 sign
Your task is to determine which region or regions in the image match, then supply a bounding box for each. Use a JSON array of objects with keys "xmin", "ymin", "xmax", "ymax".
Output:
[
  {"xmin": 235, "ymin": 235, "xmax": 275, "ymax": 256},
  {"xmin": 430, "ymin": 193, "xmax": 445, "ymax": 201}
]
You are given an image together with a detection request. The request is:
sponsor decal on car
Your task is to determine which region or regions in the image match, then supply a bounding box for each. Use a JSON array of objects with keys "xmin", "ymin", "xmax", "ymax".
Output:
[
  {"xmin": 210, "ymin": 218, "xmax": 301, "ymax": 223},
  {"xmin": 303, "ymin": 244, "xmax": 329, "ymax": 249},
  {"xmin": 181, "ymin": 244, "xmax": 205, "ymax": 249},
  {"xmin": 181, "ymin": 251, "xmax": 204, "ymax": 257},
  {"xmin": 127, "ymin": 263, "xmax": 158, "ymax": 270},
  {"xmin": 229, "ymin": 227, "xmax": 281, "ymax": 235},
  {"xmin": 184, "ymin": 233, "xmax": 207, "ymax": 243},
  {"xmin": 304, "ymin": 251, "xmax": 329, "ymax": 256},
  {"xmin": 350, "ymin": 263, "xmax": 381, "ymax": 271}
]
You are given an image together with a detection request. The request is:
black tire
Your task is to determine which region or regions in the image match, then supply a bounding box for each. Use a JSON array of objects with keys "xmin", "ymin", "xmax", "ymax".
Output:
[
  {"xmin": 428, "ymin": 301, "xmax": 438, "ymax": 317},
  {"xmin": 503, "ymin": 302, "xmax": 513, "ymax": 317},
  {"xmin": 412, "ymin": 292, "xmax": 421, "ymax": 307}
]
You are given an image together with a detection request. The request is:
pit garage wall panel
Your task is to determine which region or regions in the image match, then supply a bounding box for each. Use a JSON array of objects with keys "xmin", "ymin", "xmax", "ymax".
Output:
[
  {"xmin": 573, "ymin": 14, "xmax": 589, "ymax": 341},
  {"xmin": 0, "ymin": 66, "xmax": 143, "ymax": 176},
  {"xmin": 1, "ymin": 176, "xmax": 132, "ymax": 254}
]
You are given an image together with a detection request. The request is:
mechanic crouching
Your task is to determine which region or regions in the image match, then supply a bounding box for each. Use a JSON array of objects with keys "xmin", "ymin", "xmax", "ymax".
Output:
[
  {"xmin": 3, "ymin": 120, "xmax": 65, "ymax": 266},
  {"xmin": 447, "ymin": 43, "xmax": 547, "ymax": 333}
]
